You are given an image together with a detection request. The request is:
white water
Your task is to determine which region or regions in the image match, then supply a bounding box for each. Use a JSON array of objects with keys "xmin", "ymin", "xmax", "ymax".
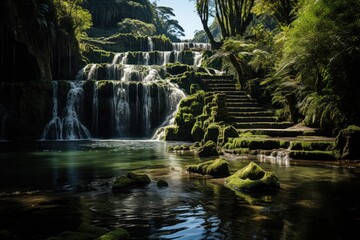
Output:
[
  {"xmin": 148, "ymin": 37, "xmax": 154, "ymax": 51},
  {"xmin": 42, "ymin": 81, "xmax": 91, "ymax": 140}
]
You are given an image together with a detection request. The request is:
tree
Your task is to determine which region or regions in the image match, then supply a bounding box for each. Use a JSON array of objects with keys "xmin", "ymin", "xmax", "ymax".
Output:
[
  {"xmin": 117, "ymin": 18, "xmax": 156, "ymax": 35},
  {"xmin": 268, "ymin": 0, "xmax": 360, "ymax": 129},
  {"xmin": 195, "ymin": 0, "xmax": 255, "ymax": 48},
  {"xmin": 252, "ymin": 0, "xmax": 299, "ymax": 26},
  {"xmin": 152, "ymin": 4, "xmax": 185, "ymax": 40}
]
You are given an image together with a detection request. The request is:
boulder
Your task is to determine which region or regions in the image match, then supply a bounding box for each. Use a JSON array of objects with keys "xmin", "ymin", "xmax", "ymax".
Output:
[
  {"xmin": 198, "ymin": 140, "xmax": 220, "ymax": 157},
  {"xmin": 157, "ymin": 179, "xmax": 169, "ymax": 188},
  {"xmin": 335, "ymin": 125, "xmax": 360, "ymax": 160},
  {"xmin": 112, "ymin": 172, "xmax": 151, "ymax": 192},
  {"xmin": 187, "ymin": 158, "xmax": 230, "ymax": 178},
  {"xmin": 225, "ymin": 162, "xmax": 280, "ymax": 192}
]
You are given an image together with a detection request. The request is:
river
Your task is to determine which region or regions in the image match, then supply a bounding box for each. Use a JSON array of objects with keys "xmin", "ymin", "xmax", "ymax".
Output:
[{"xmin": 0, "ymin": 140, "xmax": 359, "ymax": 239}]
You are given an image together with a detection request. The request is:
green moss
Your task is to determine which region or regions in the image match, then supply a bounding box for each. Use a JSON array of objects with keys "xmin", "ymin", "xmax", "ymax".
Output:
[
  {"xmin": 198, "ymin": 140, "xmax": 220, "ymax": 157},
  {"xmin": 289, "ymin": 151, "xmax": 336, "ymax": 160},
  {"xmin": 225, "ymin": 162, "xmax": 280, "ymax": 192},
  {"xmin": 203, "ymin": 123, "xmax": 220, "ymax": 143},
  {"xmin": 227, "ymin": 138, "xmax": 289, "ymax": 150},
  {"xmin": 112, "ymin": 172, "xmax": 151, "ymax": 192},
  {"xmin": 187, "ymin": 158, "xmax": 230, "ymax": 178},
  {"xmin": 98, "ymin": 228, "xmax": 130, "ymax": 240},
  {"xmin": 290, "ymin": 141, "xmax": 335, "ymax": 151},
  {"xmin": 191, "ymin": 123, "xmax": 205, "ymax": 142},
  {"xmin": 335, "ymin": 125, "xmax": 360, "ymax": 159}
]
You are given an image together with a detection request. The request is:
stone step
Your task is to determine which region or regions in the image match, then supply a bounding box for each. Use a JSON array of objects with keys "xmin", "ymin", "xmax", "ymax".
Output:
[
  {"xmin": 227, "ymin": 111, "xmax": 274, "ymax": 117},
  {"xmin": 207, "ymin": 86, "xmax": 237, "ymax": 91},
  {"xmin": 227, "ymin": 106, "xmax": 264, "ymax": 112},
  {"xmin": 202, "ymin": 79, "xmax": 235, "ymax": 84},
  {"xmin": 228, "ymin": 116, "xmax": 278, "ymax": 123},
  {"xmin": 207, "ymin": 83, "xmax": 237, "ymax": 88},
  {"xmin": 226, "ymin": 99, "xmax": 257, "ymax": 104},
  {"xmin": 225, "ymin": 94, "xmax": 249, "ymax": 98},
  {"xmin": 201, "ymin": 75, "xmax": 234, "ymax": 80},
  {"xmin": 227, "ymin": 102, "xmax": 260, "ymax": 108},
  {"xmin": 212, "ymin": 90, "xmax": 247, "ymax": 95},
  {"xmin": 230, "ymin": 122, "xmax": 294, "ymax": 129},
  {"xmin": 236, "ymin": 129, "xmax": 308, "ymax": 137}
]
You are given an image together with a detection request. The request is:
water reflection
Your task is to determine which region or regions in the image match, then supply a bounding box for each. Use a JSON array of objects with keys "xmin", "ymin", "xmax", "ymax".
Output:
[{"xmin": 0, "ymin": 140, "xmax": 359, "ymax": 239}]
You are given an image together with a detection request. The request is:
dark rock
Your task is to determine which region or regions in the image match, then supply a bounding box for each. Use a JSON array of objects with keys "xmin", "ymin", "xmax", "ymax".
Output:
[
  {"xmin": 112, "ymin": 172, "xmax": 151, "ymax": 192},
  {"xmin": 157, "ymin": 179, "xmax": 169, "ymax": 188},
  {"xmin": 198, "ymin": 140, "xmax": 220, "ymax": 157},
  {"xmin": 335, "ymin": 125, "xmax": 360, "ymax": 160}
]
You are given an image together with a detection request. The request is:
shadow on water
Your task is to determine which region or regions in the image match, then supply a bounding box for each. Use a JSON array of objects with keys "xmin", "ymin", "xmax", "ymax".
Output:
[{"xmin": 0, "ymin": 140, "xmax": 359, "ymax": 239}]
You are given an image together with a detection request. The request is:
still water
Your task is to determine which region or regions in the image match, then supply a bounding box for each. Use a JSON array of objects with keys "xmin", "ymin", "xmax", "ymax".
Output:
[{"xmin": 0, "ymin": 140, "xmax": 359, "ymax": 239}]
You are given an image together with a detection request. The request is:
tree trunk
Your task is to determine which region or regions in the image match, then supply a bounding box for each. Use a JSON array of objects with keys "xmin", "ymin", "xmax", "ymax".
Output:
[{"xmin": 229, "ymin": 53, "xmax": 244, "ymax": 89}]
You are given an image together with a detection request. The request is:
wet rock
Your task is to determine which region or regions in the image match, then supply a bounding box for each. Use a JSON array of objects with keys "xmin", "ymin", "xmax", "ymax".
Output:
[
  {"xmin": 157, "ymin": 179, "xmax": 169, "ymax": 188},
  {"xmin": 187, "ymin": 158, "xmax": 230, "ymax": 178},
  {"xmin": 112, "ymin": 172, "xmax": 151, "ymax": 192},
  {"xmin": 98, "ymin": 228, "xmax": 130, "ymax": 240},
  {"xmin": 225, "ymin": 162, "xmax": 280, "ymax": 192}
]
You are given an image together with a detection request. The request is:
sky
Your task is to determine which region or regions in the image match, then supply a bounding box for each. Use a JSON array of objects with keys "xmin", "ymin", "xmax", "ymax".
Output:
[{"xmin": 156, "ymin": 0, "xmax": 202, "ymax": 40}]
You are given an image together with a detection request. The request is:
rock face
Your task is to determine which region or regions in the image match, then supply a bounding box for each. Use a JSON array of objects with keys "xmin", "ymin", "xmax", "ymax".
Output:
[
  {"xmin": 225, "ymin": 162, "xmax": 280, "ymax": 192},
  {"xmin": 187, "ymin": 158, "xmax": 230, "ymax": 178},
  {"xmin": 112, "ymin": 172, "xmax": 151, "ymax": 192},
  {"xmin": 335, "ymin": 125, "xmax": 360, "ymax": 160}
]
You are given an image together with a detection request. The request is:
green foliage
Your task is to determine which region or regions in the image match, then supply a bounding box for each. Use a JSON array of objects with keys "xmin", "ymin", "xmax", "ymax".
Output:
[
  {"xmin": 54, "ymin": 0, "xmax": 92, "ymax": 41},
  {"xmin": 265, "ymin": 0, "xmax": 360, "ymax": 130},
  {"xmin": 152, "ymin": 4, "xmax": 184, "ymax": 41},
  {"xmin": 117, "ymin": 18, "xmax": 156, "ymax": 35}
]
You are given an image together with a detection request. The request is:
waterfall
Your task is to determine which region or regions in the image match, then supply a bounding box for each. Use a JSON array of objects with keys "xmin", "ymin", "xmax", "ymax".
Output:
[
  {"xmin": 42, "ymin": 39, "xmax": 214, "ymax": 140},
  {"xmin": 42, "ymin": 81, "xmax": 91, "ymax": 140},
  {"xmin": 193, "ymin": 52, "xmax": 202, "ymax": 67},
  {"xmin": 62, "ymin": 81, "xmax": 91, "ymax": 140},
  {"xmin": 148, "ymin": 37, "xmax": 154, "ymax": 51},
  {"xmin": 42, "ymin": 81, "xmax": 63, "ymax": 140},
  {"xmin": 87, "ymin": 64, "xmax": 98, "ymax": 80}
]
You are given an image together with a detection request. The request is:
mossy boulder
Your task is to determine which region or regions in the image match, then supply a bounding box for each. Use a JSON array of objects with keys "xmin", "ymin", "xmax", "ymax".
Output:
[
  {"xmin": 290, "ymin": 141, "xmax": 334, "ymax": 151},
  {"xmin": 198, "ymin": 140, "xmax": 220, "ymax": 157},
  {"xmin": 187, "ymin": 158, "xmax": 230, "ymax": 178},
  {"xmin": 289, "ymin": 150, "xmax": 336, "ymax": 160},
  {"xmin": 112, "ymin": 172, "xmax": 151, "ymax": 192},
  {"xmin": 203, "ymin": 123, "xmax": 220, "ymax": 143},
  {"xmin": 335, "ymin": 125, "xmax": 360, "ymax": 160},
  {"xmin": 225, "ymin": 162, "xmax": 280, "ymax": 192},
  {"xmin": 98, "ymin": 228, "xmax": 130, "ymax": 240},
  {"xmin": 191, "ymin": 123, "xmax": 205, "ymax": 142}
]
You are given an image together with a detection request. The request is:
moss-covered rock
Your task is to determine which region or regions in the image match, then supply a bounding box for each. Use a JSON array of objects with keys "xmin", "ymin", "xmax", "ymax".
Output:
[
  {"xmin": 198, "ymin": 140, "xmax": 220, "ymax": 157},
  {"xmin": 289, "ymin": 141, "xmax": 334, "ymax": 151},
  {"xmin": 187, "ymin": 158, "xmax": 230, "ymax": 178},
  {"xmin": 224, "ymin": 138, "xmax": 289, "ymax": 150},
  {"xmin": 335, "ymin": 125, "xmax": 360, "ymax": 160},
  {"xmin": 225, "ymin": 162, "xmax": 280, "ymax": 192},
  {"xmin": 112, "ymin": 172, "xmax": 151, "ymax": 192},
  {"xmin": 289, "ymin": 150, "xmax": 336, "ymax": 160},
  {"xmin": 98, "ymin": 228, "xmax": 130, "ymax": 240},
  {"xmin": 203, "ymin": 123, "xmax": 220, "ymax": 143}
]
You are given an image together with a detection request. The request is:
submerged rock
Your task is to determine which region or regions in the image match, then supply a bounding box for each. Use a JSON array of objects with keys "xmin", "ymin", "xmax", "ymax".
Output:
[
  {"xmin": 157, "ymin": 179, "xmax": 169, "ymax": 188},
  {"xmin": 187, "ymin": 158, "xmax": 230, "ymax": 178},
  {"xmin": 225, "ymin": 162, "xmax": 280, "ymax": 192},
  {"xmin": 98, "ymin": 228, "xmax": 130, "ymax": 240},
  {"xmin": 112, "ymin": 172, "xmax": 151, "ymax": 192}
]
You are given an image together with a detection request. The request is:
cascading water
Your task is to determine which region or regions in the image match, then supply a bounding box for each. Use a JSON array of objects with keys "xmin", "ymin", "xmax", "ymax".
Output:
[
  {"xmin": 42, "ymin": 81, "xmax": 91, "ymax": 140},
  {"xmin": 43, "ymin": 40, "xmax": 212, "ymax": 140}
]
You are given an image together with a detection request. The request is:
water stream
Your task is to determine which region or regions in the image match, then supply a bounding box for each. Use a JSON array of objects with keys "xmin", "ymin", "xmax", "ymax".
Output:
[{"xmin": 0, "ymin": 140, "xmax": 358, "ymax": 239}]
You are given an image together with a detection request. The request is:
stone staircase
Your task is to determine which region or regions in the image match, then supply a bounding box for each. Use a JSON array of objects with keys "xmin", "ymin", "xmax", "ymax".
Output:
[{"xmin": 202, "ymin": 76, "xmax": 299, "ymax": 136}]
